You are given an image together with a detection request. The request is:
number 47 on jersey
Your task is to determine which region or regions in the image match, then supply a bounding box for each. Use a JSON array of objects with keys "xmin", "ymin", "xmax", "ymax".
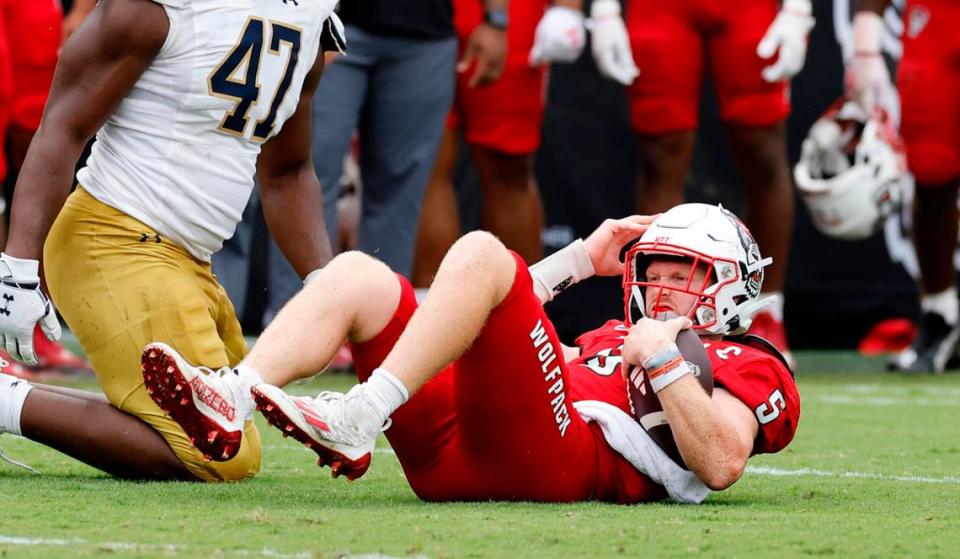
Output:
[{"xmin": 209, "ymin": 18, "xmax": 302, "ymax": 141}]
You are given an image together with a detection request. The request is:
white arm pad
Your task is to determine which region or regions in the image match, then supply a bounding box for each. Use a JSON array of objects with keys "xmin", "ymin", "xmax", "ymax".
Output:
[{"xmin": 529, "ymin": 239, "xmax": 595, "ymax": 304}]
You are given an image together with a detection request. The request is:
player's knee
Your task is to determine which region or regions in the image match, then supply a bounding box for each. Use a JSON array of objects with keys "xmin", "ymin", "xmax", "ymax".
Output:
[
  {"xmin": 908, "ymin": 145, "xmax": 960, "ymax": 185},
  {"xmin": 447, "ymin": 231, "xmax": 510, "ymax": 270},
  {"xmin": 326, "ymin": 251, "xmax": 395, "ymax": 287},
  {"xmin": 443, "ymin": 231, "xmax": 516, "ymax": 298},
  {"xmin": 472, "ymin": 147, "xmax": 533, "ymax": 187}
]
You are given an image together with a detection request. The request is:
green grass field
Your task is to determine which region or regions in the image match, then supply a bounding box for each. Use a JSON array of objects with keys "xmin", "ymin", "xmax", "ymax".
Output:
[{"xmin": 2, "ymin": 351, "xmax": 959, "ymax": 558}]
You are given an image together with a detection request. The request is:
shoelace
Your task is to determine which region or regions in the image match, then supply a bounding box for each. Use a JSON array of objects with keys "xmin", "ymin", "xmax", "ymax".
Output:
[
  {"xmin": 311, "ymin": 391, "xmax": 391, "ymax": 441},
  {"xmin": 0, "ymin": 446, "xmax": 39, "ymax": 474},
  {"xmin": 195, "ymin": 365, "xmax": 235, "ymax": 379}
]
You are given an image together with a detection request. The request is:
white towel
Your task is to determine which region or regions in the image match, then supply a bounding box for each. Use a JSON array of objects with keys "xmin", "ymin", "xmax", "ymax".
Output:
[{"xmin": 573, "ymin": 400, "xmax": 711, "ymax": 504}]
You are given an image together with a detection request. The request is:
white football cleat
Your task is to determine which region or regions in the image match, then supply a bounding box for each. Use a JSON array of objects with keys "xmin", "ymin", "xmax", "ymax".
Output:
[
  {"xmin": 141, "ymin": 342, "xmax": 252, "ymax": 461},
  {"xmin": 251, "ymin": 384, "xmax": 380, "ymax": 480}
]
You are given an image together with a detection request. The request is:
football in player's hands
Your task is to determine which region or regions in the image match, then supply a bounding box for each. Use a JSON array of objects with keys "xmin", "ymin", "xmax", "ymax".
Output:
[{"xmin": 625, "ymin": 328, "xmax": 713, "ymax": 468}]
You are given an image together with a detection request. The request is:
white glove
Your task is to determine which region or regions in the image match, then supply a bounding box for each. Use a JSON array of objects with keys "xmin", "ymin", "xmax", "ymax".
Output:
[
  {"xmin": 844, "ymin": 11, "xmax": 894, "ymax": 114},
  {"xmin": 757, "ymin": 0, "xmax": 815, "ymax": 83},
  {"xmin": 529, "ymin": 6, "xmax": 586, "ymax": 66},
  {"xmin": 0, "ymin": 253, "xmax": 62, "ymax": 366},
  {"xmin": 588, "ymin": 0, "xmax": 639, "ymax": 86}
]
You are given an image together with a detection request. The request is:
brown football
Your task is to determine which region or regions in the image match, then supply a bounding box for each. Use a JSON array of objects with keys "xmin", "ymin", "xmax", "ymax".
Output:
[{"xmin": 625, "ymin": 328, "xmax": 714, "ymax": 469}]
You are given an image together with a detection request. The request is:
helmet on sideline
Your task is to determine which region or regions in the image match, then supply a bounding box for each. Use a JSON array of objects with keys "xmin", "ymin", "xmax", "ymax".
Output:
[
  {"xmin": 794, "ymin": 99, "xmax": 906, "ymax": 241},
  {"xmin": 621, "ymin": 203, "xmax": 773, "ymax": 335}
]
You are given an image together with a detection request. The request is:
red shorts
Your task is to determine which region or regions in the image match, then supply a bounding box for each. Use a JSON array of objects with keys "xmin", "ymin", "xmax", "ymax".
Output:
[
  {"xmin": 3, "ymin": 0, "xmax": 61, "ymax": 130},
  {"xmin": 0, "ymin": 6, "xmax": 10, "ymax": 181},
  {"xmin": 448, "ymin": 0, "xmax": 547, "ymax": 154},
  {"xmin": 897, "ymin": 0, "xmax": 960, "ymax": 185},
  {"xmin": 625, "ymin": 0, "xmax": 789, "ymax": 134},
  {"xmin": 350, "ymin": 252, "xmax": 643, "ymax": 502}
]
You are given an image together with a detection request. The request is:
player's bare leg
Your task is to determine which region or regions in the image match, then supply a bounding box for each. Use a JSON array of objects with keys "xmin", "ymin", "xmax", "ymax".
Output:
[
  {"xmin": 245, "ymin": 251, "xmax": 402, "ymax": 384},
  {"xmin": 634, "ymin": 130, "xmax": 696, "ymax": 214},
  {"xmin": 725, "ymin": 122, "xmax": 793, "ymax": 296},
  {"xmin": 142, "ymin": 251, "xmax": 402, "ymax": 463},
  {"xmin": 470, "ymin": 145, "xmax": 544, "ymax": 265},
  {"xmin": 251, "ymin": 232, "xmax": 517, "ymax": 478},
  {"xmin": 412, "ymin": 129, "xmax": 461, "ymax": 288},
  {"xmin": 725, "ymin": 122, "xmax": 795, "ymax": 366},
  {"xmin": 891, "ymin": 181, "xmax": 960, "ymax": 372},
  {"xmin": 914, "ymin": 182, "xmax": 960, "ymax": 296},
  {"xmin": 0, "ymin": 375, "xmax": 196, "ymax": 480},
  {"xmin": 380, "ymin": 231, "xmax": 516, "ymax": 391}
]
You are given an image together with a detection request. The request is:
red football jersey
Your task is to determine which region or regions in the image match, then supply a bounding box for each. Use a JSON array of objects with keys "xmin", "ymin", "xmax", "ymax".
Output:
[{"xmin": 567, "ymin": 320, "xmax": 800, "ymax": 455}]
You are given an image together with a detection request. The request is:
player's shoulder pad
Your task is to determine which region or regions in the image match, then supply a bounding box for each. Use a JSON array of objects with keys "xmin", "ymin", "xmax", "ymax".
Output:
[
  {"xmin": 727, "ymin": 333, "xmax": 795, "ymax": 377},
  {"xmin": 321, "ymin": 13, "xmax": 347, "ymax": 54}
]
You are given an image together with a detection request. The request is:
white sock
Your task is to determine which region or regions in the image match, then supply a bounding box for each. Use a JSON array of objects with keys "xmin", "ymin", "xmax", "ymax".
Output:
[
  {"xmin": 760, "ymin": 292, "xmax": 784, "ymax": 322},
  {"xmin": 357, "ymin": 367, "xmax": 409, "ymax": 428},
  {"xmin": 233, "ymin": 365, "xmax": 265, "ymax": 416},
  {"xmin": 0, "ymin": 377, "xmax": 33, "ymax": 436},
  {"xmin": 234, "ymin": 365, "xmax": 265, "ymax": 392},
  {"xmin": 921, "ymin": 287, "xmax": 959, "ymax": 325}
]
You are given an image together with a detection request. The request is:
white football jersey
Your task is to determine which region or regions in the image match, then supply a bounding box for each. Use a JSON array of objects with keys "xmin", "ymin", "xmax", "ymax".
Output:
[{"xmin": 78, "ymin": 0, "xmax": 337, "ymax": 261}]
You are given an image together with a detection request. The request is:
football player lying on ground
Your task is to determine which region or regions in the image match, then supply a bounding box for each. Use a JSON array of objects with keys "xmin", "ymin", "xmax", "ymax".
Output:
[{"xmin": 143, "ymin": 204, "xmax": 799, "ymax": 502}]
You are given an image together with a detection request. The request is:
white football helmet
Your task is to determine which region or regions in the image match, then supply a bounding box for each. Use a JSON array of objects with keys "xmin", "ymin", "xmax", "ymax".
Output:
[
  {"xmin": 794, "ymin": 99, "xmax": 906, "ymax": 240},
  {"xmin": 621, "ymin": 203, "xmax": 773, "ymax": 335}
]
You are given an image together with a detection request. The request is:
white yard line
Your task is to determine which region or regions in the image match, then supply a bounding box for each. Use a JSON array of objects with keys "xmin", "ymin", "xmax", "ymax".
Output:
[
  {"xmin": 813, "ymin": 395, "xmax": 960, "ymax": 406},
  {"xmin": 747, "ymin": 465, "xmax": 960, "ymax": 484},
  {"xmin": 840, "ymin": 384, "xmax": 960, "ymax": 397},
  {"xmin": 0, "ymin": 535, "xmax": 420, "ymax": 559}
]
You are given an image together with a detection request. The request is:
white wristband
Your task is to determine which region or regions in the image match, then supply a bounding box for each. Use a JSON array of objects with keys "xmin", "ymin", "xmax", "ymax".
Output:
[
  {"xmin": 852, "ymin": 11, "xmax": 884, "ymax": 55},
  {"xmin": 642, "ymin": 343, "xmax": 692, "ymax": 393},
  {"xmin": 529, "ymin": 238, "xmax": 595, "ymax": 304}
]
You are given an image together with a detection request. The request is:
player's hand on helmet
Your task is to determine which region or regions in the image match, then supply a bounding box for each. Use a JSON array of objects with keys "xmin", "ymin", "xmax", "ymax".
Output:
[
  {"xmin": 459, "ymin": 20, "xmax": 507, "ymax": 88},
  {"xmin": 584, "ymin": 215, "xmax": 659, "ymax": 276},
  {"xmin": 757, "ymin": 0, "xmax": 815, "ymax": 83},
  {"xmin": 0, "ymin": 253, "xmax": 62, "ymax": 366},
  {"xmin": 587, "ymin": 0, "xmax": 639, "ymax": 86},
  {"xmin": 529, "ymin": 6, "xmax": 586, "ymax": 66},
  {"xmin": 622, "ymin": 316, "xmax": 693, "ymax": 373}
]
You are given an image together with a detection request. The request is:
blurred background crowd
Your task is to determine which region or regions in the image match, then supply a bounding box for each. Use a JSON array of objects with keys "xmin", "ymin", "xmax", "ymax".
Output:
[{"xmin": 0, "ymin": 0, "xmax": 940, "ymax": 376}]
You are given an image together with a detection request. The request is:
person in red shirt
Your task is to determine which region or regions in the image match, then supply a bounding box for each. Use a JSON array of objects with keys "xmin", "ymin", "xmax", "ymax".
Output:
[
  {"xmin": 591, "ymin": 0, "xmax": 817, "ymax": 369},
  {"xmin": 412, "ymin": 0, "xmax": 583, "ymax": 286},
  {"xmin": 142, "ymin": 203, "xmax": 799, "ymax": 503},
  {"xmin": 847, "ymin": 0, "xmax": 960, "ymax": 373}
]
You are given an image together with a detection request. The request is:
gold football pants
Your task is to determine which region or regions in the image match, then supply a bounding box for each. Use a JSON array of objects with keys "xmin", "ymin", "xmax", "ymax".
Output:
[{"xmin": 43, "ymin": 187, "xmax": 260, "ymax": 481}]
